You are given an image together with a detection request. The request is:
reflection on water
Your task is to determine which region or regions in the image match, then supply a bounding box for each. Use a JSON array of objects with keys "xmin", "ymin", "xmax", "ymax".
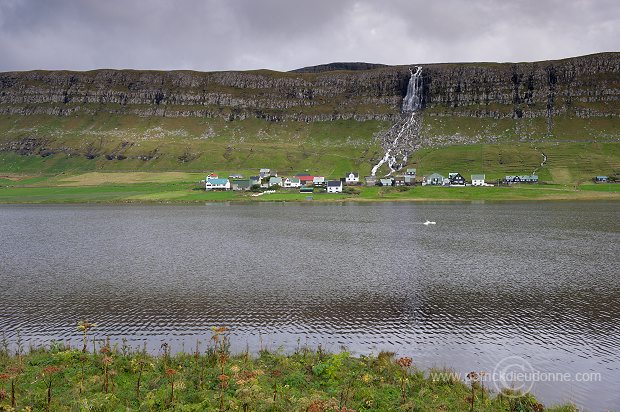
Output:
[{"xmin": 0, "ymin": 202, "xmax": 618, "ymax": 410}]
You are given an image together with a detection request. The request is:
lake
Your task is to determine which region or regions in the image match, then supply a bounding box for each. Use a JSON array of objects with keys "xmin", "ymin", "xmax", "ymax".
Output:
[{"xmin": 0, "ymin": 202, "xmax": 618, "ymax": 410}]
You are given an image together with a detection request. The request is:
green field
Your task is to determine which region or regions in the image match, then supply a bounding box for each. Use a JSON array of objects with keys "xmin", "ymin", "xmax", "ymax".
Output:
[
  {"xmin": 0, "ymin": 336, "xmax": 577, "ymax": 411},
  {"xmin": 0, "ymin": 177, "xmax": 618, "ymax": 204}
]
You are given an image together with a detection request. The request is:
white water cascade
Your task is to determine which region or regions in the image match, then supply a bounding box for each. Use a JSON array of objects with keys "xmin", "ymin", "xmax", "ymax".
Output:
[
  {"xmin": 402, "ymin": 66, "xmax": 423, "ymax": 112},
  {"xmin": 371, "ymin": 66, "xmax": 424, "ymax": 176}
]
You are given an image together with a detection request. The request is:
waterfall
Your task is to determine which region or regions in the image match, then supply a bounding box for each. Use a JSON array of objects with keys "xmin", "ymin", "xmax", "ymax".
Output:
[
  {"xmin": 371, "ymin": 66, "xmax": 423, "ymax": 177},
  {"xmin": 402, "ymin": 66, "xmax": 423, "ymax": 113}
]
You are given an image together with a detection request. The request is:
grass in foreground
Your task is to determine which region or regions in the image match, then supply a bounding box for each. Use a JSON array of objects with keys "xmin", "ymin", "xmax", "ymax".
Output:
[{"xmin": 0, "ymin": 332, "xmax": 577, "ymax": 412}]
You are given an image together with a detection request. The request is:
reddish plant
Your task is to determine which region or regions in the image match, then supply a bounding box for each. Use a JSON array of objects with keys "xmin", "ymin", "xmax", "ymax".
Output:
[
  {"xmin": 102, "ymin": 356, "xmax": 113, "ymax": 393},
  {"xmin": 41, "ymin": 366, "xmax": 62, "ymax": 412},
  {"xmin": 396, "ymin": 357, "xmax": 413, "ymax": 403},
  {"xmin": 467, "ymin": 371, "xmax": 479, "ymax": 412},
  {"xmin": 165, "ymin": 368, "xmax": 177, "ymax": 404}
]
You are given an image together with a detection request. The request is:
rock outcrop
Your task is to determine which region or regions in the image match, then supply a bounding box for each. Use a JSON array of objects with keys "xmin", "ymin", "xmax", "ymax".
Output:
[{"xmin": 0, "ymin": 52, "xmax": 617, "ymax": 123}]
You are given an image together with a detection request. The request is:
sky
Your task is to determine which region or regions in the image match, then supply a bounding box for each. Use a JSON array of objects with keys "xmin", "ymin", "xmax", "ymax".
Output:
[{"xmin": 0, "ymin": 0, "xmax": 618, "ymax": 72}]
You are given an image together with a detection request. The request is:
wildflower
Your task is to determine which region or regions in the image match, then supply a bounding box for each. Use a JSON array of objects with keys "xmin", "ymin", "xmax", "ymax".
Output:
[
  {"xmin": 362, "ymin": 374, "xmax": 372, "ymax": 383},
  {"xmin": 396, "ymin": 357, "xmax": 413, "ymax": 368},
  {"xmin": 42, "ymin": 366, "xmax": 61, "ymax": 376},
  {"xmin": 211, "ymin": 326, "xmax": 229, "ymax": 334},
  {"xmin": 231, "ymin": 365, "xmax": 240, "ymax": 373}
]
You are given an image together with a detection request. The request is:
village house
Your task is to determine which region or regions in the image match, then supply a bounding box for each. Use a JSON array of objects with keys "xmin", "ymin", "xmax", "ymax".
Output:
[
  {"xmin": 260, "ymin": 168, "xmax": 275, "ymax": 178},
  {"xmin": 380, "ymin": 178, "xmax": 394, "ymax": 187},
  {"xmin": 394, "ymin": 176, "xmax": 406, "ymax": 186},
  {"xmin": 313, "ymin": 176, "xmax": 325, "ymax": 186},
  {"xmin": 229, "ymin": 174, "xmax": 244, "ymax": 179},
  {"xmin": 404, "ymin": 169, "xmax": 417, "ymax": 185},
  {"xmin": 299, "ymin": 175, "xmax": 314, "ymax": 186},
  {"xmin": 205, "ymin": 177, "xmax": 231, "ymax": 191},
  {"xmin": 449, "ymin": 172, "xmax": 466, "ymax": 186},
  {"xmin": 268, "ymin": 176, "xmax": 283, "ymax": 187},
  {"xmin": 231, "ymin": 179, "xmax": 252, "ymax": 191},
  {"xmin": 595, "ymin": 175, "xmax": 609, "ymax": 183},
  {"xmin": 326, "ymin": 180, "xmax": 343, "ymax": 193},
  {"xmin": 300, "ymin": 186, "xmax": 314, "ymax": 193},
  {"xmin": 471, "ymin": 174, "xmax": 486, "ymax": 186},
  {"xmin": 423, "ymin": 173, "xmax": 445, "ymax": 186},
  {"xmin": 345, "ymin": 172, "xmax": 359, "ymax": 185},
  {"xmin": 364, "ymin": 176, "xmax": 377, "ymax": 186},
  {"xmin": 505, "ymin": 175, "xmax": 538, "ymax": 184},
  {"xmin": 249, "ymin": 176, "xmax": 261, "ymax": 186},
  {"xmin": 282, "ymin": 177, "xmax": 301, "ymax": 188},
  {"xmin": 207, "ymin": 172, "xmax": 218, "ymax": 179}
]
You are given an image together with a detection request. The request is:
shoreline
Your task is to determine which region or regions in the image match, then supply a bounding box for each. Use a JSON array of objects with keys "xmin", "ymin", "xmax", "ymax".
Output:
[{"xmin": 0, "ymin": 189, "xmax": 618, "ymax": 205}]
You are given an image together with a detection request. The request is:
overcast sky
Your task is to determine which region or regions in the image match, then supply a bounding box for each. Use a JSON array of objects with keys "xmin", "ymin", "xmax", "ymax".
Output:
[{"xmin": 0, "ymin": 0, "xmax": 618, "ymax": 72}]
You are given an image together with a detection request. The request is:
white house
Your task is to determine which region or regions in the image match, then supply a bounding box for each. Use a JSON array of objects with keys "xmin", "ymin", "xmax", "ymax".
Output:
[
  {"xmin": 282, "ymin": 177, "xmax": 301, "ymax": 188},
  {"xmin": 313, "ymin": 176, "xmax": 325, "ymax": 186},
  {"xmin": 205, "ymin": 177, "xmax": 231, "ymax": 190},
  {"xmin": 260, "ymin": 168, "xmax": 276, "ymax": 178},
  {"xmin": 345, "ymin": 172, "xmax": 359, "ymax": 185},
  {"xmin": 380, "ymin": 178, "xmax": 394, "ymax": 187},
  {"xmin": 471, "ymin": 174, "xmax": 486, "ymax": 186},
  {"xmin": 326, "ymin": 180, "xmax": 343, "ymax": 193},
  {"xmin": 268, "ymin": 176, "xmax": 283, "ymax": 187}
]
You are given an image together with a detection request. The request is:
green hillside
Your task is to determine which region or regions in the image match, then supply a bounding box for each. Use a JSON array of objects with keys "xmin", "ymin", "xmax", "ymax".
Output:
[{"xmin": 0, "ymin": 113, "xmax": 618, "ymax": 183}]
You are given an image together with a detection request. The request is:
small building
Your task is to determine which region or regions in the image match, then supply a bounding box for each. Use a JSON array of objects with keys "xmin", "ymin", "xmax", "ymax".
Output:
[
  {"xmin": 471, "ymin": 174, "xmax": 486, "ymax": 186},
  {"xmin": 365, "ymin": 176, "xmax": 377, "ymax": 186},
  {"xmin": 404, "ymin": 175, "xmax": 416, "ymax": 185},
  {"xmin": 595, "ymin": 175, "xmax": 608, "ymax": 183},
  {"xmin": 229, "ymin": 174, "xmax": 244, "ymax": 179},
  {"xmin": 423, "ymin": 173, "xmax": 445, "ymax": 186},
  {"xmin": 282, "ymin": 177, "xmax": 301, "ymax": 188},
  {"xmin": 231, "ymin": 179, "xmax": 252, "ymax": 191},
  {"xmin": 379, "ymin": 178, "xmax": 394, "ymax": 187},
  {"xmin": 207, "ymin": 172, "xmax": 218, "ymax": 179},
  {"xmin": 268, "ymin": 176, "xmax": 282, "ymax": 187},
  {"xmin": 394, "ymin": 176, "xmax": 406, "ymax": 186},
  {"xmin": 506, "ymin": 175, "xmax": 538, "ymax": 184},
  {"xmin": 260, "ymin": 168, "xmax": 275, "ymax": 178},
  {"xmin": 405, "ymin": 168, "xmax": 417, "ymax": 177},
  {"xmin": 326, "ymin": 180, "xmax": 343, "ymax": 193},
  {"xmin": 205, "ymin": 178, "xmax": 230, "ymax": 191},
  {"xmin": 345, "ymin": 172, "xmax": 359, "ymax": 185},
  {"xmin": 449, "ymin": 172, "xmax": 466, "ymax": 186},
  {"xmin": 300, "ymin": 186, "xmax": 314, "ymax": 193},
  {"xmin": 299, "ymin": 175, "xmax": 314, "ymax": 186},
  {"xmin": 313, "ymin": 176, "xmax": 325, "ymax": 186},
  {"xmin": 249, "ymin": 176, "xmax": 261, "ymax": 186}
]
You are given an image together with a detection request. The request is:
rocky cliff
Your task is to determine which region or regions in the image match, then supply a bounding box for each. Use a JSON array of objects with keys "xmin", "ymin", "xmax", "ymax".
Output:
[{"xmin": 0, "ymin": 52, "xmax": 617, "ymax": 123}]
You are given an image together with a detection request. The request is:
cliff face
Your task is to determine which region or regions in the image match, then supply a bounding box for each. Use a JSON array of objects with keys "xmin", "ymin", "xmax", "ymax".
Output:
[{"xmin": 0, "ymin": 52, "xmax": 618, "ymax": 122}]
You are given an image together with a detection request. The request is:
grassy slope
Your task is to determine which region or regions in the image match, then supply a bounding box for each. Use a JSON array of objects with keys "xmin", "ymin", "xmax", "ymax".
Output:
[
  {"xmin": 0, "ymin": 112, "xmax": 618, "ymax": 203},
  {"xmin": 0, "ymin": 342, "xmax": 577, "ymax": 411}
]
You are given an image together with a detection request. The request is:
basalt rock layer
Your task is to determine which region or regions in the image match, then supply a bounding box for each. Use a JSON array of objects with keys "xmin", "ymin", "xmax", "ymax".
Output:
[{"xmin": 0, "ymin": 52, "xmax": 617, "ymax": 123}]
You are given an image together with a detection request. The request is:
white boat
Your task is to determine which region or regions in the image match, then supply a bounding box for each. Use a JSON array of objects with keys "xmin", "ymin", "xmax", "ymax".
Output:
[{"xmin": 423, "ymin": 220, "xmax": 436, "ymax": 225}]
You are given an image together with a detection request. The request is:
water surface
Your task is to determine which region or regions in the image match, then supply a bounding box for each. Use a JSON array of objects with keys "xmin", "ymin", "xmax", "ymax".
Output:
[{"xmin": 0, "ymin": 202, "xmax": 618, "ymax": 410}]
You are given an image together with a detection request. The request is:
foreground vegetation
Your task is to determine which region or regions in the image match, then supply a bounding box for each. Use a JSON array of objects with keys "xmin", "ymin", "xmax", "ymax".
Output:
[{"xmin": 0, "ymin": 330, "xmax": 577, "ymax": 412}]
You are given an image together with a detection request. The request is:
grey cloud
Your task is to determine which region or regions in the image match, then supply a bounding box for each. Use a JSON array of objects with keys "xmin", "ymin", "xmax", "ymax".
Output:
[{"xmin": 0, "ymin": 0, "xmax": 618, "ymax": 72}]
